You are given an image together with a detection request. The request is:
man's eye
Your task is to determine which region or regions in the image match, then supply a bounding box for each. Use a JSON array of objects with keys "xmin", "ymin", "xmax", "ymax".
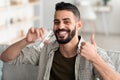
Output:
[
  {"xmin": 54, "ymin": 22, "xmax": 60, "ymax": 25},
  {"xmin": 64, "ymin": 21, "xmax": 70, "ymax": 24}
]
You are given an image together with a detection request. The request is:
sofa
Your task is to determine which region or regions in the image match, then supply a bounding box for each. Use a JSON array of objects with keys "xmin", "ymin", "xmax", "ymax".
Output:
[
  {"xmin": 0, "ymin": 44, "xmax": 38, "ymax": 80},
  {"xmin": 0, "ymin": 44, "xmax": 120, "ymax": 80},
  {"xmin": 107, "ymin": 50, "xmax": 120, "ymax": 73}
]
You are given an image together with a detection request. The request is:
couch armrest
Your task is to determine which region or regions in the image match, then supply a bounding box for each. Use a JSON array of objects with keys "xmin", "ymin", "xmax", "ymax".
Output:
[{"xmin": 107, "ymin": 50, "xmax": 120, "ymax": 73}]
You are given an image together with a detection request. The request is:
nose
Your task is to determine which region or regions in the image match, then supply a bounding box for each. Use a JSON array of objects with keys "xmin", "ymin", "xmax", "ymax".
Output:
[{"xmin": 58, "ymin": 22, "xmax": 64, "ymax": 29}]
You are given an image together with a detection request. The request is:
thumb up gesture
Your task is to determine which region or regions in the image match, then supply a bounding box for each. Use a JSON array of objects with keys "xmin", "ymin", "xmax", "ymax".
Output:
[{"xmin": 80, "ymin": 34, "xmax": 99, "ymax": 62}]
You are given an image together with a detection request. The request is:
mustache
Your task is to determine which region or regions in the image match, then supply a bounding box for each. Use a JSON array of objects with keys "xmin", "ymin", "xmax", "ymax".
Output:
[{"xmin": 55, "ymin": 29, "xmax": 70, "ymax": 33}]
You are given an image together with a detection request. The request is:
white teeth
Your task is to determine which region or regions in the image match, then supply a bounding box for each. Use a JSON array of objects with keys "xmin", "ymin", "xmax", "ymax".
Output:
[{"xmin": 59, "ymin": 31, "xmax": 67, "ymax": 35}]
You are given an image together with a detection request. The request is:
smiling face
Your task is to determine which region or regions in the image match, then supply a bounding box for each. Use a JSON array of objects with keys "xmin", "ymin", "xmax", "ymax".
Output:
[{"xmin": 53, "ymin": 10, "xmax": 81, "ymax": 44}]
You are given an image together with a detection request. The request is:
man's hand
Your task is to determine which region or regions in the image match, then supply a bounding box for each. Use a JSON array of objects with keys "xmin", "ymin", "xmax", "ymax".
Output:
[
  {"xmin": 25, "ymin": 27, "xmax": 46, "ymax": 43},
  {"xmin": 80, "ymin": 34, "xmax": 99, "ymax": 62}
]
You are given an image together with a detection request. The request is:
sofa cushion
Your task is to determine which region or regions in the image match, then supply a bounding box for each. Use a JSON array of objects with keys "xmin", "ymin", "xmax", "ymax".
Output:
[
  {"xmin": 0, "ymin": 60, "xmax": 3, "ymax": 80},
  {"xmin": 0, "ymin": 44, "xmax": 9, "ymax": 54},
  {"xmin": 2, "ymin": 63, "xmax": 38, "ymax": 80}
]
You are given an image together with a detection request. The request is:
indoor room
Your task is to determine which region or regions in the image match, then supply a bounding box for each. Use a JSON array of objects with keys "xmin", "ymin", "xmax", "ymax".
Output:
[
  {"xmin": 0, "ymin": 0, "xmax": 120, "ymax": 50},
  {"xmin": 0, "ymin": 0, "xmax": 120, "ymax": 80}
]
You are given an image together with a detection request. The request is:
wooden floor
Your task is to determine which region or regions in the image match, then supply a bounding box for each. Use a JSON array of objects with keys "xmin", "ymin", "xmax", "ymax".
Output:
[{"xmin": 80, "ymin": 32, "xmax": 120, "ymax": 51}]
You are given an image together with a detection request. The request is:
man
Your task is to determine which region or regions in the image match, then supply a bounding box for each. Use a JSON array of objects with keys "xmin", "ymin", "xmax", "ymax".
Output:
[{"xmin": 0, "ymin": 2, "xmax": 120, "ymax": 80}]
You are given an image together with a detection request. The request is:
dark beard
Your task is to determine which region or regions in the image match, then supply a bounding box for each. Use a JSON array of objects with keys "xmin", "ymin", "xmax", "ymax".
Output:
[{"xmin": 54, "ymin": 27, "xmax": 76, "ymax": 44}]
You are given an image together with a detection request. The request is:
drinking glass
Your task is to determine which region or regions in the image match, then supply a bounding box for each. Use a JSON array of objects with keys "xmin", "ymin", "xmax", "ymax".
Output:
[{"xmin": 33, "ymin": 30, "xmax": 54, "ymax": 51}]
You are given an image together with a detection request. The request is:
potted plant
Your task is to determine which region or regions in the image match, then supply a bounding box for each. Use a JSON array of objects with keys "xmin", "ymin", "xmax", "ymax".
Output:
[{"xmin": 103, "ymin": 0, "xmax": 111, "ymax": 6}]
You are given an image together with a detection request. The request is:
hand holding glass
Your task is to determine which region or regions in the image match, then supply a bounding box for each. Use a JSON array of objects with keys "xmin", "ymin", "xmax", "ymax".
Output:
[{"xmin": 33, "ymin": 30, "xmax": 54, "ymax": 51}]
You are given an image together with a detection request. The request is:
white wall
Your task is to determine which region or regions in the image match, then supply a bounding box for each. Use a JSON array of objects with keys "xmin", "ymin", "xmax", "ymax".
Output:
[
  {"xmin": 43, "ymin": 0, "xmax": 74, "ymax": 29},
  {"xmin": 43, "ymin": 0, "xmax": 120, "ymax": 34},
  {"xmin": 108, "ymin": 0, "xmax": 120, "ymax": 34},
  {"xmin": 95, "ymin": 0, "xmax": 120, "ymax": 34}
]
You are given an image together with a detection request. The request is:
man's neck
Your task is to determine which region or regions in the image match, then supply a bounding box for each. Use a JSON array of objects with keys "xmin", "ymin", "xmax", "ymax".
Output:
[{"xmin": 59, "ymin": 36, "xmax": 79, "ymax": 58}]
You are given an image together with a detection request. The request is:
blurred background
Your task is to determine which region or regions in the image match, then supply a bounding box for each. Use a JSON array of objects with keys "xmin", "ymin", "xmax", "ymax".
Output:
[{"xmin": 0, "ymin": 0, "xmax": 120, "ymax": 50}]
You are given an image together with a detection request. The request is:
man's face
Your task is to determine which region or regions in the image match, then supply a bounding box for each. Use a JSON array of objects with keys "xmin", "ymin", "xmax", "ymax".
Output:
[{"xmin": 53, "ymin": 10, "xmax": 77, "ymax": 44}]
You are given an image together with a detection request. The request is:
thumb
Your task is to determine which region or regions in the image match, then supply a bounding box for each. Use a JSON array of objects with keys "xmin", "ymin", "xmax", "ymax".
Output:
[{"xmin": 91, "ymin": 34, "xmax": 96, "ymax": 47}]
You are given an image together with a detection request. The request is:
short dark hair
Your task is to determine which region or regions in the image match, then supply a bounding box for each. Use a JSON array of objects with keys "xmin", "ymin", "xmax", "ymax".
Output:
[{"xmin": 55, "ymin": 2, "xmax": 80, "ymax": 21}]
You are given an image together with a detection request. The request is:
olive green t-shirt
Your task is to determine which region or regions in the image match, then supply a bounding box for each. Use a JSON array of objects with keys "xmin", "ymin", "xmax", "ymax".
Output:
[{"xmin": 50, "ymin": 49, "xmax": 76, "ymax": 80}]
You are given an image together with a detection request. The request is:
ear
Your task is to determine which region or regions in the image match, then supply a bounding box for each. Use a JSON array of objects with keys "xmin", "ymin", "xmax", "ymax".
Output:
[{"xmin": 76, "ymin": 20, "xmax": 83, "ymax": 30}]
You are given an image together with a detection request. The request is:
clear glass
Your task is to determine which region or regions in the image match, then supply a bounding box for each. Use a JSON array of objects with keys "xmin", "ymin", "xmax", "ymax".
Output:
[{"xmin": 33, "ymin": 30, "xmax": 54, "ymax": 51}]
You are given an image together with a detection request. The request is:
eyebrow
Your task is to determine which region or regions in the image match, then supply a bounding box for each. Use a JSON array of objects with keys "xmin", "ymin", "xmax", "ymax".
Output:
[
  {"xmin": 63, "ymin": 18, "xmax": 70, "ymax": 21},
  {"xmin": 54, "ymin": 18, "xmax": 70, "ymax": 22}
]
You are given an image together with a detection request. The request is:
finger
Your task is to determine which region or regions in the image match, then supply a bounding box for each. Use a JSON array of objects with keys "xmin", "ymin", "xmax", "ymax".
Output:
[
  {"xmin": 44, "ymin": 40, "xmax": 50, "ymax": 45},
  {"xmin": 81, "ymin": 42, "xmax": 86, "ymax": 46},
  {"xmin": 41, "ymin": 28, "xmax": 46, "ymax": 36},
  {"xmin": 41, "ymin": 27, "xmax": 46, "ymax": 34},
  {"xmin": 80, "ymin": 45, "xmax": 83, "ymax": 50},
  {"xmin": 35, "ymin": 28, "xmax": 40, "ymax": 38},
  {"xmin": 80, "ymin": 45, "xmax": 87, "ymax": 50},
  {"xmin": 30, "ymin": 27, "xmax": 35, "ymax": 33},
  {"xmin": 91, "ymin": 34, "xmax": 96, "ymax": 47},
  {"xmin": 80, "ymin": 49, "xmax": 86, "ymax": 56},
  {"xmin": 39, "ymin": 28, "xmax": 45, "ymax": 39}
]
